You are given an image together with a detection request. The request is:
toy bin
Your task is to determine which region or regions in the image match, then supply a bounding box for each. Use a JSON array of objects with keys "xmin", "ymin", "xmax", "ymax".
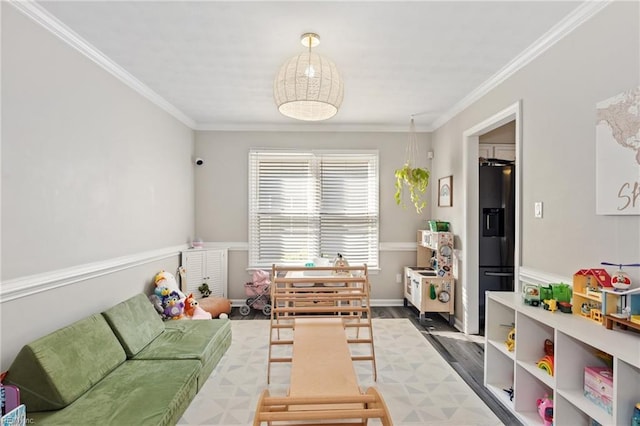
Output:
[{"xmin": 584, "ymin": 366, "xmax": 613, "ymax": 414}]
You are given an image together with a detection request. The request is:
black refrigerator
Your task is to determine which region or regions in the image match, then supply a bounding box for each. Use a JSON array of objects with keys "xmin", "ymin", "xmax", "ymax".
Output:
[{"xmin": 479, "ymin": 160, "xmax": 515, "ymax": 332}]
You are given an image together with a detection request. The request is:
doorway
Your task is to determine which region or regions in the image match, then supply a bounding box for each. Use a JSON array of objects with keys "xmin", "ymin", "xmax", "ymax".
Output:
[
  {"xmin": 478, "ymin": 123, "xmax": 516, "ymax": 333},
  {"xmin": 460, "ymin": 101, "xmax": 522, "ymax": 335}
]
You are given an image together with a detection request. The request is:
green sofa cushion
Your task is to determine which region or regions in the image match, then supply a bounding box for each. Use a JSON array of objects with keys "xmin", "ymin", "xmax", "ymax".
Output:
[
  {"xmin": 134, "ymin": 319, "xmax": 231, "ymax": 389},
  {"xmin": 28, "ymin": 359, "xmax": 200, "ymax": 426},
  {"xmin": 102, "ymin": 293, "xmax": 165, "ymax": 357},
  {"xmin": 5, "ymin": 314, "xmax": 126, "ymax": 412}
]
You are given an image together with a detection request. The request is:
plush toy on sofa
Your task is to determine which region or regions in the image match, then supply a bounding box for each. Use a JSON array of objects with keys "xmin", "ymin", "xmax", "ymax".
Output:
[
  {"xmin": 184, "ymin": 293, "xmax": 212, "ymax": 320},
  {"xmin": 149, "ymin": 270, "xmax": 188, "ymax": 320},
  {"xmin": 162, "ymin": 291, "xmax": 185, "ymax": 320},
  {"xmin": 154, "ymin": 271, "xmax": 185, "ymax": 299}
]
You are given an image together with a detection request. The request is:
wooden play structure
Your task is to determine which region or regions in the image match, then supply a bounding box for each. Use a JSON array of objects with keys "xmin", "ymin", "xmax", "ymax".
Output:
[{"xmin": 253, "ymin": 265, "xmax": 392, "ymax": 425}]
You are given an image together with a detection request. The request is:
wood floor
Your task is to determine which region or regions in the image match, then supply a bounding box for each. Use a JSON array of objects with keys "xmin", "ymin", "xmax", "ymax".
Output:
[{"xmin": 229, "ymin": 305, "xmax": 522, "ymax": 426}]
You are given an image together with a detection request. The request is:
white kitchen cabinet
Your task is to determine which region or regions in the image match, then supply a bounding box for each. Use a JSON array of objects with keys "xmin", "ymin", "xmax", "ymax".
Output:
[
  {"xmin": 485, "ymin": 291, "xmax": 640, "ymax": 425},
  {"xmin": 180, "ymin": 248, "xmax": 228, "ymax": 298},
  {"xmin": 479, "ymin": 143, "xmax": 515, "ymax": 161}
]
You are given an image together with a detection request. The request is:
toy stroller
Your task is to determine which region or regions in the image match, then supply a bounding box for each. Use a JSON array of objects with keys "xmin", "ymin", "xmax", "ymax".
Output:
[{"xmin": 239, "ymin": 270, "xmax": 272, "ymax": 316}]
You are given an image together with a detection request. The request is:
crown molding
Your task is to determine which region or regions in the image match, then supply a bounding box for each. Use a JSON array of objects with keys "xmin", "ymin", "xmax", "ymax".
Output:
[
  {"xmin": 431, "ymin": 0, "xmax": 612, "ymax": 131},
  {"xmin": 0, "ymin": 244, "xmax": 189, "ymax": 303},
  {"xmin": 194, "ymin": 122, "xmax": 434, "ymax": 133},
  {"xmin": 9, "ymin": 0, "xmax": 196, "ymax": 129},
  {"xmin": 10, "ymin": 0, "xmax": 610, "ymax": 134}
]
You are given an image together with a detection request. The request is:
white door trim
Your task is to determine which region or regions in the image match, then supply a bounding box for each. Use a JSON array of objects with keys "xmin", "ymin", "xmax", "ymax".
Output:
[{"xmin": 461, "ymin": 100, "xmax": 523, "ymax": 334}]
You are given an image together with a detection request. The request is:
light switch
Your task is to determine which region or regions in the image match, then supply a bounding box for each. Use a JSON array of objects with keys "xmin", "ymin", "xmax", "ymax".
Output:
[{"xmin": 534, "ymin": 202, "xmax": 543, "ymax": 218}]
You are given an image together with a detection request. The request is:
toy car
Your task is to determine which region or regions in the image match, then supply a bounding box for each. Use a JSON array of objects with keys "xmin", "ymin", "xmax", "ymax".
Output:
[{"xmin": 523, "ymin": 283, "xmax": 540, "ymax": 307}]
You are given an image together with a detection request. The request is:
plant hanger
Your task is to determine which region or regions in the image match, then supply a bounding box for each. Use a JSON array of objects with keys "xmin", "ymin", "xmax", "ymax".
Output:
[{"xmin": 394, "ymin": 116, "xmax": 430, "ymax": 214}]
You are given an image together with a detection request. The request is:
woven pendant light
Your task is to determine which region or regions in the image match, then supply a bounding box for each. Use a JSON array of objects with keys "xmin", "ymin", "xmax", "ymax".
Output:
[{"xmin": 273, "ymin": 33, "xmax": 344, "ymax": 121}]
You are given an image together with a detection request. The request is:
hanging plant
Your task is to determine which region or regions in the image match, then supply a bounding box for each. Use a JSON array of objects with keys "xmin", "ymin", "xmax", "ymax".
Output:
[
  {"xmin": 394, "ymin": 118, "xmax": 430, "ymax": 214},
  {"xmin": 394, "ymin": 163, "xmax": 430, "ymax": 213}
]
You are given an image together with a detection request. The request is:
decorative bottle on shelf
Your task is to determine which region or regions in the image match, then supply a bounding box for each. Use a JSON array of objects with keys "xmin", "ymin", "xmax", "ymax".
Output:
[{"xmin": 632, "ymin": 402, "xmax": 640, "ymax": 426}]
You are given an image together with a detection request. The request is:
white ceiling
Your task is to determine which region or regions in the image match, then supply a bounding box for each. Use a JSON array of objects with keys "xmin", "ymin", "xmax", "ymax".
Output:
[{"xmin": 29, "ymin": 1, "xmax": 590, "ymax": 131}]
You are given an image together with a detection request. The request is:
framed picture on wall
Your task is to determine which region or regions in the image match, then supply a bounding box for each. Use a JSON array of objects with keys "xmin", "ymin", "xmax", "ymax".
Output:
[
  {"xmin": 438, "ymin": 176, "xmax": 453, "ymax": 207},
  {"xmin": 595, "ymin": 85, "xmax": 640, "ymax": 215}
]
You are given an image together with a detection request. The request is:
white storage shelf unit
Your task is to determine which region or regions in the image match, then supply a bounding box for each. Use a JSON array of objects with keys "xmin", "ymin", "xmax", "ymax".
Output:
[{"xmin": 485, "ymin": 291, "xmax": 640, "ymax": 426}]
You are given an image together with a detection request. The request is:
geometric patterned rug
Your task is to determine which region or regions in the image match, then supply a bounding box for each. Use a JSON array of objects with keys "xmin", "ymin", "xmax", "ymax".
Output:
[{"xmin": 178, "ymin": 319, "xmax": 503, "ymax": 425}]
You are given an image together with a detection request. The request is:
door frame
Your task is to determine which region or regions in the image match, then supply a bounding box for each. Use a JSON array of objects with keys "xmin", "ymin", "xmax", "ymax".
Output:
[{"xmin": 461, "ymin": 101, "xmax": 522, "ymax": 334}]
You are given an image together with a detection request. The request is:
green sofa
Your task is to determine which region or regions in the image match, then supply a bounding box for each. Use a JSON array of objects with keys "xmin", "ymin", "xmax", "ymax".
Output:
[{"xmin": 4, "ymin": 293, "xmax": 232, "ymax": 425}]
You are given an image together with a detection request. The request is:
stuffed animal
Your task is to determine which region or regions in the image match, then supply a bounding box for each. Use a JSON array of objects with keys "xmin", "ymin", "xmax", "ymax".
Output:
[
  {"xmin": 149, "ymin": 294, "xmax": 166, "ymax": 318},
  {"xmin": 184, "ymin": 293, "xmax": 213, "ymax": 320},
  {"xmin": 154, "ymin": 270, "xmax": 185, "ymax": 299},
  {"xmin": 163, "ymin": 291, "xmax": 184, "ymax": 320},
  {"xmin": 154, "ymin": 285, "xmax": 170, "ymax": 299},
  {"xmin": 184, "ymin": 293, "xmax": 198, "ymax": 317},
  {"xmin": 536, "ymin": 395, "xmax": 553, "ymax": 426}
]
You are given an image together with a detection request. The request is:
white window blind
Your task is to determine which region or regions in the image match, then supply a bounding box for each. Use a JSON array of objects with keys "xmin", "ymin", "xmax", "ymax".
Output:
[{"xmin": 249, "ymin": 150, "xmax": 379, "ymax": 269}]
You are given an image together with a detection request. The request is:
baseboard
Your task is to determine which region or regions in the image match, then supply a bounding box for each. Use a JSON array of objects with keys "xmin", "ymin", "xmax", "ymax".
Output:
[{"xmin": 1, "ymin": 244, "xmax": 189, "ymax": 303}]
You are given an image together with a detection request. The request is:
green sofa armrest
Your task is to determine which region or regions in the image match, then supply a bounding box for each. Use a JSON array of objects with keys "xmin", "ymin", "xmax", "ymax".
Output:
[{"xmin": 5, "ymin": 314, "xmax": 126, "ymax": 411}]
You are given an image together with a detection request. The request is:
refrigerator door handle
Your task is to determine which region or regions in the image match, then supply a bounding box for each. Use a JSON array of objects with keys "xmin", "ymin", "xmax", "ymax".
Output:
[{"xmin": 484, "ymin": 271, "xmax": 514, "ymax": 277}]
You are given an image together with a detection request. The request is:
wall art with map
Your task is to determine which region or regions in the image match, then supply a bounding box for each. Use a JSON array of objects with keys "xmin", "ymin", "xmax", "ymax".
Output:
[{"xmin": 595, "ymin": 86, "xmax": 640, "ymax": 215}]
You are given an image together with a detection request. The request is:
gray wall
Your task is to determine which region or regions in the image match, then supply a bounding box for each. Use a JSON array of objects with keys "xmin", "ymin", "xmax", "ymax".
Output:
[
  {"xmin": 1, "ymin": 4, "xmax": 195, "ymax": 369},
  {"xmin": 193, "ymin": 131, "xmax": 430, "ymax": 300},
  {"xmin": 430, "ymin": 0, "xmax": 640, "ymax": 308}
]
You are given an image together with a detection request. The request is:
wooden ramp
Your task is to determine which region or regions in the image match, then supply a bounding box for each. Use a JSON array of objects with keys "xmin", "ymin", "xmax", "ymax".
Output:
[
  {"xmin": 267, "ymin": 265, "xmax": 377, "ymax": 384},
  {"xmin": 254, "ymin": 317, "xmax": 392, "ymax": 426}
]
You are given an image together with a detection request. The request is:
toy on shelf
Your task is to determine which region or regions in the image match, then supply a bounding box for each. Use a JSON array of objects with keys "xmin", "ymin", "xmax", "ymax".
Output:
[
  {"xmin": 599, "ymin": 263, "xmax": 640, "ymax": 331},
  {"xmin": 537, "ymin": 394, "xmax": 553, "ymax": 426},
  {"xmin": 543, "ymin": 299, "xmax": 558, "ymax": 313},
  {"xmin": 539, "ymin": 282, "xmax": 572, "ymax": 304},
  {"xmin": 537, "ymin": 356, "xmax": 554, "ymax": 376},
  {"xmin": 601, "ymin": 262, "xmax": 639, "ymax": 291},
  {"xmin": 505, "ymin": 326, "xmax": 516, "ymax": 352},
  {"xmin": 537, "ymin": 339, "xmax": 555, "ymax": 376},
  {"xmin": 601, "ymin": 286, "xmax": 640, "ymax": 333},
  {"xmin": 522, "ymin": 283, "xmax": 540, "ymax": 306},
  {"xmin": 584, "ymin": 366, "xmax": 614, "ymax": 414},
  {"xmin": 572, "ymin": 269, "xmax": 616, "ymax": 324},
  {"xmin": 503, "ymin": 386, "xmax": 514, "ymax": 402},
  {"xmin": 558, "ymin": 301, "xmax": 572, "ymax": 313}
]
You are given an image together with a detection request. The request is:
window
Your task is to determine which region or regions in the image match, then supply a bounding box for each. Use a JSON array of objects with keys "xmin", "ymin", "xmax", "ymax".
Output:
[{"xmin": 249, "ymin": 150, "xmax": 379, "ymax": 269}]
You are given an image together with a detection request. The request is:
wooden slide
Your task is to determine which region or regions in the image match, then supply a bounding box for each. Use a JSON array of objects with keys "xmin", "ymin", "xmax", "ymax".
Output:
[{"xmin": 253, "ymin": 317, "xmax": 392, "ymax": 425}]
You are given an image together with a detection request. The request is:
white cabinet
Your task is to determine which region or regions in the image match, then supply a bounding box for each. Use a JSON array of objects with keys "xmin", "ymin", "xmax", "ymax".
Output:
[
  {"xmin": 479, "ymin": 143, "xmax": 515, "ymax": 161},
  {"xmin": 485, "ymin": 292, "xmax": 640, "ymax": 425},
  {"xmin": 180, "ymin": 248, "xmax": 228, "ymax": 298}
]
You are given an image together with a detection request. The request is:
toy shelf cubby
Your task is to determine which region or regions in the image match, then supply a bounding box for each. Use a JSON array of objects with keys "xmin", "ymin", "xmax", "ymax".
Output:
[
  {"xmin": 485, "ymin": 291, "xmax": 640, "ymax": 426},
  {"xmin": 484, "ymin": 296, "xmax": 516, "ymax": 410}
]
